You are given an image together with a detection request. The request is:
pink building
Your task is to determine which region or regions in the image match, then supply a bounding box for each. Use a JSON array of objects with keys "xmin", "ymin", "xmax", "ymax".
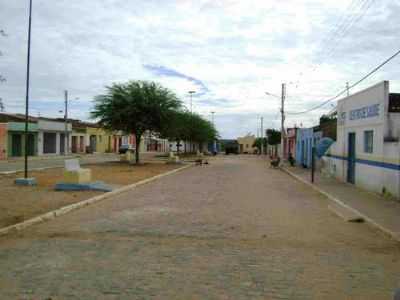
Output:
[
  {"xmin": 283, "ymin": 127, "xmax": 297, "ymax": 160},
  {"xmin": 0, "ymin": 123, "xmax": 7, "ymax": 160}
]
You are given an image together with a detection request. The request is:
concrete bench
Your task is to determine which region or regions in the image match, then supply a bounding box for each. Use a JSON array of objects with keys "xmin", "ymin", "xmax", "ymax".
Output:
[{"xmin": 63, "ymin": 159, "xmax": 91, "ymax": 184}]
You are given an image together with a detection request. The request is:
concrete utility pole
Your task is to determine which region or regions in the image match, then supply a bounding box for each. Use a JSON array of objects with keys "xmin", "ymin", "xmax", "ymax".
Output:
[
  {"xmin": 64, "ymin": 90, "xmax": 68, "ymax": 155},
  {"xmin": 24, "ymin": 0, "xmax": 33, "ymax": 179},
  {"xmin": 211, "ymin": 111, "xmax": 216, "ymax": 153},
  {"xmin": 188, "ymin": 91, "xmax": 196, "ymax": 152},
  {"xmin": 260, "ymin": 116, "xmax": 264, "ymax": 155},
  {"xmin": 280, "ymin": 83, "xmax": 286, "ymax": 159},
  {"xmin": 346, "ymin": 82, "xmax": 350, "ymax": 97}
]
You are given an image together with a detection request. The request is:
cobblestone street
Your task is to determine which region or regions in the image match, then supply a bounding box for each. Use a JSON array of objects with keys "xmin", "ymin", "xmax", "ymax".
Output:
[{"xmin": 0, "ymin": 155, "xmax": 399, "ymax": 299}]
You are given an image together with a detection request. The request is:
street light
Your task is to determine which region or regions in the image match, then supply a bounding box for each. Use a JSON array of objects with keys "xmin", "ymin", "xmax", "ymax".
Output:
[
  {"xmin": 61, "ymin": 91, "xmax": 79, "ymax": 155},
  {"xmin": 211, "ymin": 111, "xmax": 216, "ymax": 153},
  {"xmin": 188, "ymin": 91, "xmax": 196, "ymax": 152},
  {"xmin": 265, "ymin": 91, "xmax": 280, "ymax": 99},
  {"xmin": 188, "ymin": 90, "xmax": 196, "ymax": 114}
]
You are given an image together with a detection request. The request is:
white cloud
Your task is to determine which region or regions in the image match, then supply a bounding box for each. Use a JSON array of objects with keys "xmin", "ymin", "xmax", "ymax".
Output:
[{"xmin": 1, "ymin": 0, "xmax": 399, "ymax": 138}]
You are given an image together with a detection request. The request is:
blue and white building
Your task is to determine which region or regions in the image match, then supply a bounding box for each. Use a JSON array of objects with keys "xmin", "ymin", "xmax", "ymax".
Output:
[
  {"xmin": 324, "ymin": 81, "xmax": 400, "ymax": 197},
  {"xmin": 296, "ymin": 127, "xmax": 322, "ymax": 168}
]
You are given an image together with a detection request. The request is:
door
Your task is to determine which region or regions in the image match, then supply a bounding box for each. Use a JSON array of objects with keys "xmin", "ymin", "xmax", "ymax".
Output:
[
  {"xmin": 11, "ymin": 134, "xmax": 22, "ymax": 157},
  {"xmin": 79, "ymin": 136, "xmax": 84, "ymax": 152},
  {"xmin": 71, "ymin": 136, "xmax": 77, "ymax": 153},
  {"xmin": 27, "ymin": 134, "xmax": 35, "ymax": 156},
  {"xmin": 43, "ymin": 132, "xmax": 56, "ymax": 154},
  {"xmin": 90, "ymin": 135, "xmax": 97, "ymax": 152},
  {"xmin": 347, "ymin": 132, "xmax": 356, "ymax": 184},
  {"xmin": 60, "ymin": 133, "xmax": 65, "ymax": 154}
]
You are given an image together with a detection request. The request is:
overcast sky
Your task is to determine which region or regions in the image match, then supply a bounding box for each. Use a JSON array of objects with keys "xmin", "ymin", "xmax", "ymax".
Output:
[{"xmin": 1, "ymin": 0, "xmax": 399, "ymax": 138}]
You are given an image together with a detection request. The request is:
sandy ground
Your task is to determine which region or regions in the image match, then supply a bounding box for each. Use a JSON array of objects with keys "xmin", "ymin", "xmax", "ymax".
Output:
[{"xmin": 0, "ymin": 162, "xmax": 179, "ymax": 228}]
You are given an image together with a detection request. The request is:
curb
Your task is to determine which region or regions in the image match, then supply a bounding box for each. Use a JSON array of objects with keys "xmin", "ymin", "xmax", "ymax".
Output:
[
  {"xmin": 0, "ymin": 163, "xmax": 193, "ymax": 237},
  {"xmin": 280, "ymin": 166, "xmax": 400, "ymax": 242}
]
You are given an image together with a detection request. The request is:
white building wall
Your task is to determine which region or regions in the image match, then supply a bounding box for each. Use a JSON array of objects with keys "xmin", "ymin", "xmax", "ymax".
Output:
[{"xmin": 324, "ymin": 81, "xmax": 400, "ymax": 197}]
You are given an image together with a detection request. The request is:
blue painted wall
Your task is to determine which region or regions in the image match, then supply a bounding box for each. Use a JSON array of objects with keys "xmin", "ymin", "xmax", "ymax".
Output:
[{"xmin": 296, "ymin": 128, "xmax": 314, "ymax": 168}]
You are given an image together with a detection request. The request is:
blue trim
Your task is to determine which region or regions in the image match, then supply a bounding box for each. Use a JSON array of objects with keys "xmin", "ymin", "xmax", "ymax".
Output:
[{"xmin": 325, "ymin": 154, "xmax": 400, "ymax": 170}]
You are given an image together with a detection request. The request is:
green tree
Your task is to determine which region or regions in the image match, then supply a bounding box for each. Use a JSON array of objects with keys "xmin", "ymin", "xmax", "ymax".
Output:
[
  {"xmin": 161, "ymin": 110, "xmax": 218, "ymax": 153},
  {"xmin": 252, "ymin": 137, "xmax": 267, "ymax": 153},
  {"xmin": 92, "ymin": 80, "xmax": 182, "ymax": 163},
  {"xmin": 160, "ymin": 110, "xmax": 191, "ymax": 153},
  {"xmin": 190, "ymin": 113, "xmax": 218, "ymax": 151},
  {"xmin": 266, "ymin": 129, "xmax": 281, "ymax": 145}
]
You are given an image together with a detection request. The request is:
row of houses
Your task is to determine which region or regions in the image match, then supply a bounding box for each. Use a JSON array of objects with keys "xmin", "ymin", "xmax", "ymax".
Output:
[
  {"xmin": 283, "ymin": 80, "xmax": 400, "ymax": 198},
  {"xmin": 0, "ymin": 113, "xmax": 170, "ymax": 160}
]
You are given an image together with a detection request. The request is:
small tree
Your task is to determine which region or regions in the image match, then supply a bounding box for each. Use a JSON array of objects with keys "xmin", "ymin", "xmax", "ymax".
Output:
[
  {"xmin": 253, "ymin": 137, "xmax": 267, "ymax": 153},
  {"xmin": 92, "ymin": 80, "xmax": 182, "ymax": 164},
  {"xmin": 160, "ymin": 110, "xmax": 191, "ymax": 153},
  {"xmin": 190, "ymin": 113, "xmax": 218, "ymax": 151},
  {"xmin": 266, "ymin": 129, "xmax": 281, "ymax": 145}
]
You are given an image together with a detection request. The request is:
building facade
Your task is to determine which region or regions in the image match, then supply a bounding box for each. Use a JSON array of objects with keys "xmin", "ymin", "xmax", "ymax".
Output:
[
  {"xmin": 0, "ymin": 123, "xmax": 7, "ymax": 160},
  {"xmin": 283, "ymin": 127, "xmax": 297, "ymax": 159},
  {"xmin": 237, "ymin": 134, "xmax": 256, "ymax": 154},
  {"xmin": 37, "ymin": 118, "xmax": 72, "ymax": 156},
  {"xmin": 324, "ymin": 81, "xmax": 400, "ymax": 197}
]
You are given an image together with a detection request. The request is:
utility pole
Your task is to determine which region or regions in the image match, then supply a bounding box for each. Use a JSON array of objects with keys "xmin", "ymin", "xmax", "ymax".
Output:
[
  {"xmin": 211, "ymin": 111, "xmax": 216, "ymax": 153},
  {"xmin": 280, "ymin": 83, "xmax": 286, "ymax": 159},
  {"xmin": 64, "ymin": 90, "xmax": 68, "ymax": 155},
  {"xmin": 188, "ymin": 91, "xmax": 195, "ymax": 153},
  {"xmin": 346, "ymin": 82, "xmax": 350, "ymax": 97},
  {"xmin": 24, "ymin": 0, "xmax": 33, "ymax": 179},
  {"xmin": 260, "ymin": 116, "xmax": 264, "ymax": 155}
]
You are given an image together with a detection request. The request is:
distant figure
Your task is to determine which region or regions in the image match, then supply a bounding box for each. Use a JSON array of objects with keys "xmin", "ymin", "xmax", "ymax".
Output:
[
  {"xmin": 270, "ymin": 156, "xmax": 280, "ymax": 168},
  {"xmin": 288, "ymin": 152, "xmax": 295, "ymax": 167}
]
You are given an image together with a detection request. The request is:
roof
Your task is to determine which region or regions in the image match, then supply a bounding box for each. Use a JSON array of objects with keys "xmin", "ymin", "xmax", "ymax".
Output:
[{"xmin": 0, "ymin": 112, "xmax": 38, "ymax": 123}]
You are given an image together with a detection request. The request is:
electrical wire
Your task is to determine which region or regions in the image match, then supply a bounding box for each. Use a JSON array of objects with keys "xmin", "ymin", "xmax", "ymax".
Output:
[
  {"xmin": 287, "ymin": 47, "xmax": 400, "ymax": 115},
  {"xmin": 293, "ymin": 0, "xmax": 375, "ymax": 90}
]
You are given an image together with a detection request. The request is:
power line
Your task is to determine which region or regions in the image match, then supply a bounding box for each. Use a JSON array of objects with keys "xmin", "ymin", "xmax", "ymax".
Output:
[
  {"xmin": 293, "ymin": 0, "xmax": 375, "ymax": 90},
  {"xmin": 287, "ymin": 47, "xmax": 400, "ymax": 115}
]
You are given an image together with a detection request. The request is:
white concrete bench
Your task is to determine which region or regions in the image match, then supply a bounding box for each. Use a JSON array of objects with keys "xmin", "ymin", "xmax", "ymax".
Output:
[{"xmin": 63, "ymin": 159, "xmax": 91, "ymax": 184}]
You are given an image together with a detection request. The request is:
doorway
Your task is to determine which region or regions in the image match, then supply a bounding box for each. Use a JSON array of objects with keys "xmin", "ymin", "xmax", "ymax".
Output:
[
  {"xmin": 11, "ymin": 134, "xmax": 22, "ymax": 157},
  {"xmin": 347, "ymin": 132, "xmax": 356, "ymax": 184}
]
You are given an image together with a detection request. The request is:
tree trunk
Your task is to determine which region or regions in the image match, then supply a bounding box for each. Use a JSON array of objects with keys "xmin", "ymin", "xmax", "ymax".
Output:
[
  {"xmin": 135, "ymin": 132, "xmax": 142, "ymax": 164},
  {"xmin": 176, "ymin": 139, "xmax": 180, "ymax": 153}
]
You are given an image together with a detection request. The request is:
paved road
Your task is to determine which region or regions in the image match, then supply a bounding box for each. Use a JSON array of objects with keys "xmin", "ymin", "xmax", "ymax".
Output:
[{"xmin": 0, "ymin": 156, "xmax": 399, "ymax": 299}]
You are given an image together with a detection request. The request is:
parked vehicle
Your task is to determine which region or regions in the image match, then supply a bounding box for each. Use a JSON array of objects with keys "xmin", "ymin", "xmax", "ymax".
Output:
[{"xmin": 118, "ymin": 144, "xmax": 135, "ymax": 154}]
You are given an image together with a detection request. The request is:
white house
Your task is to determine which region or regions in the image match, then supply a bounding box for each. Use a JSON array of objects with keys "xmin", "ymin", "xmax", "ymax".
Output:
[
  {"xmin": 324, "ymin": 81, "xmax": 400, "ymax": 197},
  {"xmin": 37, "ymin": 118, "xmax": 72, "ymax": 156}
]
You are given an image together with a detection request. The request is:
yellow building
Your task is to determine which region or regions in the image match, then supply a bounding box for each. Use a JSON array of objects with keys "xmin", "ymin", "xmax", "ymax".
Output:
[
  {"xmin": 86, "ymin": 126, "xmax": 113, "ymax": 153},
  {"xmin": 237, "ymin": 134, "xmax": 257, "ymax": 154}
]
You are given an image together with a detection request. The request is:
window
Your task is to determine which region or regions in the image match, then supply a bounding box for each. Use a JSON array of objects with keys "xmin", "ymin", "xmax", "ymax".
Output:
[{"xmin": 364, "ymin": 130, "xmax": 373, "ymax": 153}]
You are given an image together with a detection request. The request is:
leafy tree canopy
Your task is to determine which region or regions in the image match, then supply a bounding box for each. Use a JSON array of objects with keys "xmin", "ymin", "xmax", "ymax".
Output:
[
  {"xmin": 92, "ymin": 80, "xmax": 182, "ymax": 163},
  {"xmin": 266, "ymin": 129, "xmax": 281, "ymax": 145}
]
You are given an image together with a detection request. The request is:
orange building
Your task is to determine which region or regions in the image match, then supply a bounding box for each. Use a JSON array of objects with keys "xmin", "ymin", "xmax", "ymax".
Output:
[{"xmin": 0, "ymin": 123, "xmax": 7, "ymax": 160}]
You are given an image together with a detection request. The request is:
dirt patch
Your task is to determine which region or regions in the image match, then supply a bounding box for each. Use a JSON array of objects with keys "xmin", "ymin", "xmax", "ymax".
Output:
[{"xmin": 0, "ymin": 162, "xmax": 180, "ymax": 228}]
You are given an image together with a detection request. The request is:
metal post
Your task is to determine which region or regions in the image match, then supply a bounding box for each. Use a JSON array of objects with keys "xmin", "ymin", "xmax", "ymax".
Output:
[
  {"xmin": 311, "ymin": 146, "xmax": 315, "ymax": 183},
  {"xmin": 280, "ymin": 83, "xmax": 286, "ymax": 159},
  {"xmin": 64, "ymin": 90, "xmax": 68, "ymax": 155},
  {"xmin": 260, "ymin": 116, "xmax": 264, "ymax": 155},
  {"xmin": 188, "ymin": 91, "xmax": 195, "ymax": 153},
  {"xmin": 24, "ymin": 0, "xmax": 33, "ymax": 179},
  {"xmin": 211, "ymin": 111, "xmax": 216, "ymax": 153}
]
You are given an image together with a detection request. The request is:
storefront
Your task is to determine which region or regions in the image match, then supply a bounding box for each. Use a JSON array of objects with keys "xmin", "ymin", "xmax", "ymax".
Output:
[
  {"xmin": 324, "ymin": 81, "xmax": 400, "ymax": 197},
  {"xmin": 37, "ymin": 118, "xmax": 72, "ymax": 155}
]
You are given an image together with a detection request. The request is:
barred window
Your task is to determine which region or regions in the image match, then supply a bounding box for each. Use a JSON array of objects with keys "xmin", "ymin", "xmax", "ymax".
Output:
[{"xmin": 364, "ymin": 130, "xmax": 373, "ymax": 153}]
